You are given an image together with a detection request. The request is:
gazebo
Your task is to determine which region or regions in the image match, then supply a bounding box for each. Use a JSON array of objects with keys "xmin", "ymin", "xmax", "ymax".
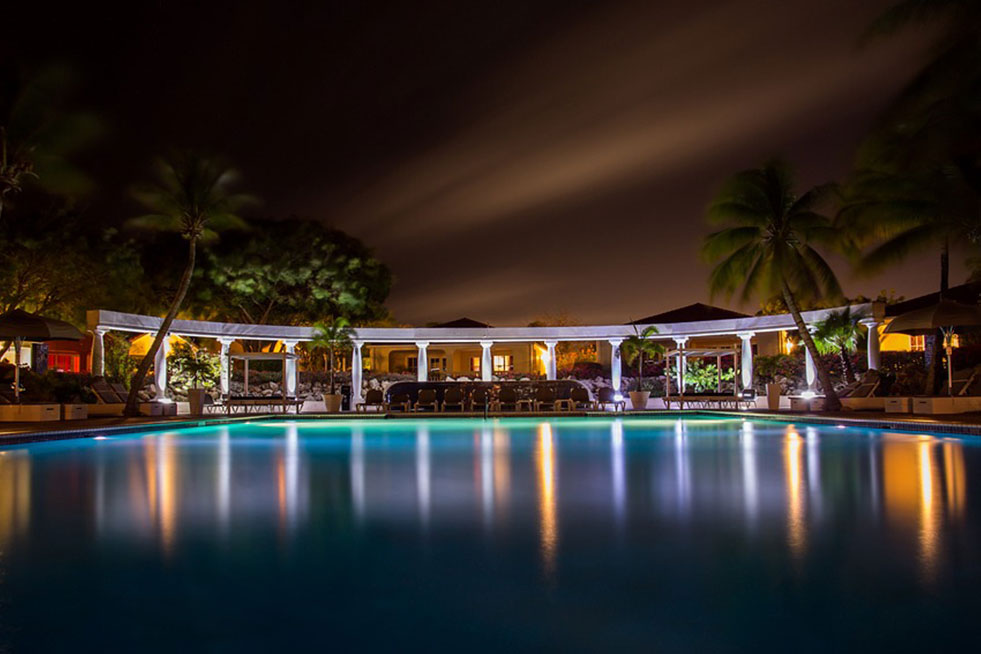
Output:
[{"xmin": 226, "ymin": 351, "xmax": 302, "ymax": 414}]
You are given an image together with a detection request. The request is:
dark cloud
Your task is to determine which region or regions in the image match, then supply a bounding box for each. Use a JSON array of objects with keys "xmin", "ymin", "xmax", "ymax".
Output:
[{"xmin": 6, "ymin": 0, "xmax": 953, "ymax": 324}]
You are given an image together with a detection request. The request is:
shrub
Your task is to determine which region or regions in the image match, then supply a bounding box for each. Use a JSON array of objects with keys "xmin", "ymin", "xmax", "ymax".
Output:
[{"xmin": 560, "ymin": 361, "xmax": 609, "ymax": 379}]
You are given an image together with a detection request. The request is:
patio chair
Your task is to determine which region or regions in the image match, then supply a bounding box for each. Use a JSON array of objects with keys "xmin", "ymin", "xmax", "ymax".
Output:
[
  {"xmin": 441, "ymin": 387, "xmax": 465, "ymax": 412},
  {"xmin": 389, "ymin": 393, "xmax": 412, "ymax": 412},
  {"xmin": 596, "ymin": 387, "xmax": 625, "ymax": 412},
  {"xmin": 358, "ymin": 388, "xmax": 388, "ymax": 413},
  {"xmin": 469, "ymin": 387, "xmax": 492, "ymax": 412},
  {"xmin": 570, "ymin": 387, "xmax": 595, "ymax": 410},
  {"xmin": 414, "ymin": 388, "xmax": 438, "ymax": 412},
  {"xmin": 494, "ymin": 386, "xmax": 519, "ymax": 412},
  {"xmin": 533, "ymin": 386, "xmax": 557, "ymax": 412}
]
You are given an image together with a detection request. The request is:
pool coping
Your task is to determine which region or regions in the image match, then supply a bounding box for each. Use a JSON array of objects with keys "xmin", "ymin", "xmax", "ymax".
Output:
[{"xmin": 3, "ymin": 408, "xmax": 981, "ymax": 446}]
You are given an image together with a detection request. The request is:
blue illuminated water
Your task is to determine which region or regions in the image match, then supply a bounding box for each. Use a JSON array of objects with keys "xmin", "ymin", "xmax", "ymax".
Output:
[{"xmin": 0, "ymin": 417, "xmax": 978, "ymax": 651}]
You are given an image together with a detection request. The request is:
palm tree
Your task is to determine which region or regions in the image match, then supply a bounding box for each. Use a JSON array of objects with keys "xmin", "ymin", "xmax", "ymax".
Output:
[
  {"xmin": 310, "ymin": 317, "xmax": 355, "ymax": 395},
  {"xmin": 0, "ymin": 65, "xmax": 101, "ymax": 222},
  {"xmin": 621, "ymin": 325, "xmax": 663, "ymax": 392},
  {"xmin": 812, "ymin": 308, "xmax": 862, "ymax": 384},
  {"xmin": 841, "ymin": 0, "xmax": 981, "ymax": 393},
  {"xmin": 702, "ymin": 160, "xmax": 844, "ymax": 411},
  {"xmin": 123, "ymin": 153, "xmax": 252, "ymax": 416}
]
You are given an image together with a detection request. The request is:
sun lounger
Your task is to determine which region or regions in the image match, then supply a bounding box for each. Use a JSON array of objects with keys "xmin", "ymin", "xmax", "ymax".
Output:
[
  {"xmin": 909, "ymin": 369, "xmax": 981, "ymax": 414},
  {"xmin": 469, "ymin": 387, "xmax": 492, "ymax": 412},
  {"xmin": 596, "ymin": 387, "xmax": 625, "ymax": 412},
  {"xmin": 441, "ymin": 387, "xmax": 465, "ymax": 412},
  {"xmin": 358, "ymin": 388, "xmax": 388, "ymax": 412},
  {"xmin": 414, "ymin": 389, "xmax": 438, "ymax": 412},
  {"xmin": 570, "ymin": 387, "xmax": 594, "ymax": 410},
  {"xmin": 493, "ymin": 387, "xmax": 519, "ymax": 412},
  {"xmin": 840, "ymin": 372, "xmax": 884, "ymax": 410},
  {"xmin": 389, "ymin": 393, "xmax": 412, "ymax": 412},
  {"xmin": 533, "ymin": 387, "xmax": 557, "ymax": 412}
]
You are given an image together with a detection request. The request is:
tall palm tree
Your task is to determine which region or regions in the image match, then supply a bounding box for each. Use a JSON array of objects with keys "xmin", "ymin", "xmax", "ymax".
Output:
[
  {"xmin": 123, "ymin": 153, "xmax": 252, "ymax": 416},
  {"xmin": 841, "ymin": 0, "xmax": 981, "ymax": 393},
  {"xmin": 702, "ymin": 160, "xmax": 844, "ymax": 411},
  {"xmin": 310, "ymin": 318, "xmax": 355, "ymax": 395},
  {"xmin": 812, "ymin": 307, "xmax": 862, "ymax": 383},
  {"xmin": 621, "ymin": 325, "xmax": 663, "ymax": 392},
  {"xmin": 0, "ymin": 65, "xmax": 101, "ymax": 222}
]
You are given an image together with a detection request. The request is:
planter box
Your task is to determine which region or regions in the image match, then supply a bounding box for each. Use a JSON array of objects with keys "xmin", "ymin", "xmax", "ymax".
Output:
[
  {"xmin": 912, "ymin": 397, "xmax": 981, "ymax": 415},
  {"xmin": 0, "ymin": 404, "xmax": 60, "ymax": 422},
  {"xmin": 885, "ymin": 397, "xmax": 912, "ymax": 413},
  {"xmin": 789, "ymin": 396, "xmax": 825, "ymax": 412},
  {"xmin": 61, "ymin": 404, "xmax": 89, "ymax": 420}
]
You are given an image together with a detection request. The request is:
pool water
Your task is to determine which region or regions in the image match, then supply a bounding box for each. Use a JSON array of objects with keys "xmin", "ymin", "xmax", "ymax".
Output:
[{"xmin": 0, "ymin": 417, "xmax": 978, "ymax": 651}]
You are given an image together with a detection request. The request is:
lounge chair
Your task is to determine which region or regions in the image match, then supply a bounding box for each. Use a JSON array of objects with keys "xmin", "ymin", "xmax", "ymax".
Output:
[
  {"xmin": 840, "ymin": 372, "xmax": 883, "ymax": 411},
  {"xmin": 469, "ymin": 387, "xmax": 492, "ymax": 412},
  {"xmin": 533, "ymin": 386, "xmax": 557, "ymax": 412},
  {"xmin": 493, "ymin": 386, "xmax": 519, "ymax": 412},
  {"xmin": 414, "ymin": 389, "xmax": 438, "ymax": 412},
  {"xmin": 911, "ymin": 368, "xmax": 981, "ymax": 414},
  {"xmin": 358, "ymin": 388, "xmax": 388, "ymax": 413},
  {"xmin": 570, "ymin": 387, "xmax": 595, "ymax": 410},
  {"xmin": 389, "ymin": 393, "xmax": 412, "ymax": 412},
  {"xmin": 596, "ymin": 387, "xmax": 625, "ymax": 412},
  {"xmin": 441, "ymin": 387, "xmax": 465, "ymax": 412}
]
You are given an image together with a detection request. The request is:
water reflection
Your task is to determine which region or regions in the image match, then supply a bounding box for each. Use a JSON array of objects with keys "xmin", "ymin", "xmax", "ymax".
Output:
[
  {"xmin": 537, "ymin": 422, "xmax": 558, "ymax": 579},
  {"xmin": 0, "ymin": 450, "xmax": 30, "ymax": 546},
  {"xmin": 0, "ymin": 419, "xmax": 972, "ymax": 588},
  {"xmin": 784, "ymin": 426, "xmax": 807, "ymax": 558}
]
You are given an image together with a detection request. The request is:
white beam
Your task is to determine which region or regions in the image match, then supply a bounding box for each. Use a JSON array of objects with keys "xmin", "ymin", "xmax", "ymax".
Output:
[
  {"xmin": 416, "ymin": 341, "xmax": 429, "ymax": 382},
  {"xmin": 609, "ymin": 338, "xmax": 623, "ymax": 393},
  {"xmin": 545, "ymin": 340, "xmax": 557, "ymax": 380},
  {"xmin": 351, "ymin": 341, "xmax": 363, "ymax": 411},
  {"xmin": 738, "ymin": 331, "xmax": 755, "ymax": 392}
]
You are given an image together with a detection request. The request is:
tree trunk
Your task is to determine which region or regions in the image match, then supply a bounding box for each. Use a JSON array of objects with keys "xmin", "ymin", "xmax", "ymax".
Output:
[
  {"xmin": 840, "ymin": 348, "xmax": 856, "ymax": 383},
  {"xmin": 782, "ymin": 282, "xmax": 841, "ymax": 411},
  {"xmin": 925, "ymin": 241, "xmax": 951, "ymax": 394},
  {"xmin": 329, "ymin": 348, "xmax": 335, "ymax": 395},
  {"xmin": 124, "ymin": 239, "xmax": 197, "ymax": 417}
]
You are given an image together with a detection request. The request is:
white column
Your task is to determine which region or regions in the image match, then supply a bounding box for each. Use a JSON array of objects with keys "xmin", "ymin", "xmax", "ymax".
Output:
[
  {"xmin": 283, "ymin": 341, "xmax": 298, "ymax": 397},
  {"xmin": 805, "ymin": 342, "xmax": 817, "ymax": 392},
  {"xmin": 351, "ymin": 341, "xmax": 363, "ymax": 411},
  {"xmin": 545, "ymin": 340, "xmax": 557, "ymax": 380},
  {"xmin": 154, "ymin": 334, "xmax": 170, "ymax": 400},
  {"xmin": 861, "ymin": 320, "xmax": 880, "ymax": 371},
  {"xmin": 416, "ymin": 341, "xmax": 429, "ymax": 382},
  {"xmin": 218, "ymin": 338, "xmax": 234, "ymax": 395},
  {"xmin": 738, "ymin": 332, "xmax": 755, "ymax": 392},
  {"xmin": 674, "ymin": 338, "xmax": 688, "ymax": 393},
  {"xmin": 480, "ymin": 341, "xmax": 493, "ymax": 382},
  {"xmin": 609, "ymin": 338, "xmax": 623, "ymax": 393},
  {"xmin": 91, "ymin": 329, "xmax": 106, "ymax": 377}
]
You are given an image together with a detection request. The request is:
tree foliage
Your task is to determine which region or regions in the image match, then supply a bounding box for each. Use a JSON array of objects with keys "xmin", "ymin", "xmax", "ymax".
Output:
[
  {"xmin": 0, "ymin": 65, "xmax": 101, "ymax": 221},
  {"xmin": 702, "ymin": 159, "xmax": 844, "ymax": 410},
  {"xmin": 812, "ymin": 307, "xmax": 863, "ymax": 382},
  {"xmin": 191, "ymin": 217, "xmax": 391, "ymax": 325}
]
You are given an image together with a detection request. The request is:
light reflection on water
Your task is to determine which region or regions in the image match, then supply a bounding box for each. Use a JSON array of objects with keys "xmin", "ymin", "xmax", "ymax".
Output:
[{"xmin": 0, "ymin": 417, "xmax": 977, "ymax": 650}]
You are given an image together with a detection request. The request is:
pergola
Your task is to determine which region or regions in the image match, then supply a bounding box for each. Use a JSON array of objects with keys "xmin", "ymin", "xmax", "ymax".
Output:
[
  {"xmin": 663, "ymin": 346, "xmax": 739, "ymax": 395},
  {"xmin": 86, "ymin": 301, "xmax": 885, "ymax": 410},
  {"xmin": 229, "ymin": 351, "xmax": 300, "ymax": 396}
]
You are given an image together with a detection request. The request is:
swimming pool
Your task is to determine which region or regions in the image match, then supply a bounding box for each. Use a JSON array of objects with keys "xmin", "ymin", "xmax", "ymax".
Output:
[{"xmin": 0, "ymin": 416, "xmax": 977, "ymax": 651}]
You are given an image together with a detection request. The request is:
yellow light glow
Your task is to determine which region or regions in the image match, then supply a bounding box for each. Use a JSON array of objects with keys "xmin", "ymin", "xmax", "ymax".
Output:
[
  {"xmin": 537, "ymin": 422, "xmax": 558, "ymax": 579},
  {"xmin": 0, "ymin": 452, "xmax": 30, "ymax": 546},
  {"xmin": 128, "ymin": 333, "xmax": 193, "ymax": 357},
  {"xmin": 784, "ymin": 427, "xmax": 806, "ymax": 558}
]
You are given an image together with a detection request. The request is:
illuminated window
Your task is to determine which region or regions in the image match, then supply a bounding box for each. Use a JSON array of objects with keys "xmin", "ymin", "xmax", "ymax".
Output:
[
  {"xmin": 430, "ymin": 357, "xmax": 446, "ymax": 370},
  {"xmin": 493, "ymin": 355, "xmax": 513, "ymax": 372},
  {"xmin": 470, "ymin": 356, "xmax": 481, "ymax": 372},
  {"xmin": 48, "ymin": 353, "xmax": 79, "ymax": 372},
  {"xmin": 406, "ymin": 356, "xmax": 418, "ymax": 371},
  {"xmin": 910, "ymin": 335, "xmax": 925, "ymax": 351}
]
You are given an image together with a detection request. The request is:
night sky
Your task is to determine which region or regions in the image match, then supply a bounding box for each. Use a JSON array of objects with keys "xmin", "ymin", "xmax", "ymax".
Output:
[{"xmin": 6, "ymin": 0, "xmax": 955, "ymax": 325}]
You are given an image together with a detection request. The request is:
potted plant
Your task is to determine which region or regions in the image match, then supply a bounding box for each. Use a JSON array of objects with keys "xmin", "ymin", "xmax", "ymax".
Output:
[
  {"xmin": 621, "ymin": 325, "xmax": 664, "ymax": 410},
  {"xmin": 173, "ymin": 343, "xmax": 218, "ymax": 416},
  {"xmin": 311, "ymin": 317, "xmax": 354, "ymax": 413}
]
